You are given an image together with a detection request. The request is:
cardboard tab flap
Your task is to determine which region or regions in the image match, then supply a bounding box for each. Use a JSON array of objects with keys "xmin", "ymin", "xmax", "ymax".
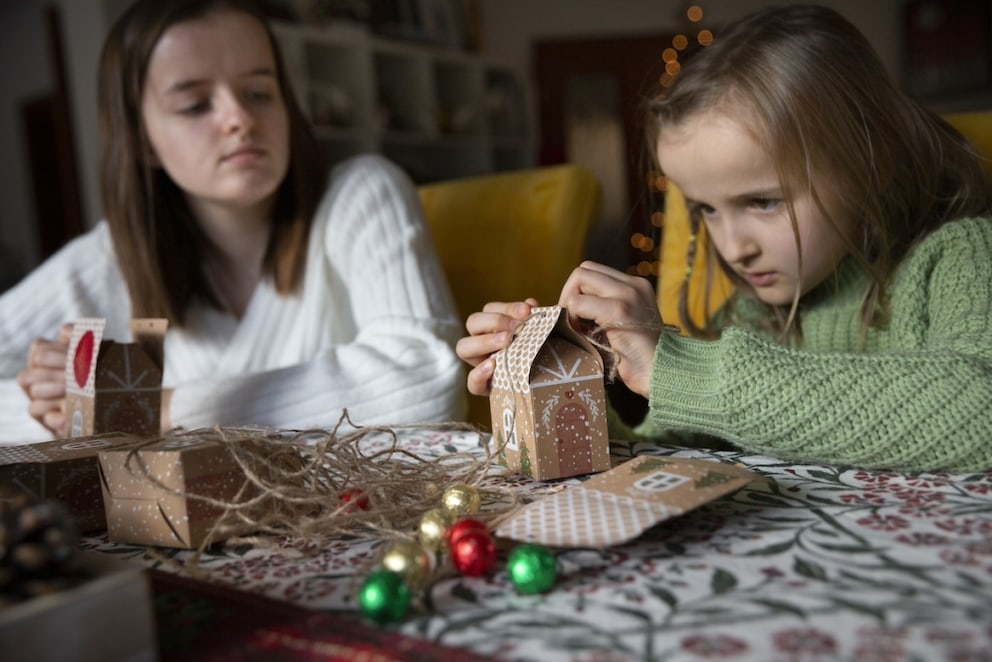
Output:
[{"xmin": 130, "ymin": 318, "xmax": 168, "ymax": 371}]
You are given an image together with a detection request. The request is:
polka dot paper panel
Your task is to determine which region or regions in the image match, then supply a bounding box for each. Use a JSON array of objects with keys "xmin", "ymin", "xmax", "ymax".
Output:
[
  {"xmin": 495, "ymin": 487, "xmax": 682, "ymax": 547},
  {"xmin": 492, "ymin": 306, "xmax": 562, "ymax": 394},
  {"xmin": 495, "ymin": 455, "xmax": 759, "ymax": 547}
]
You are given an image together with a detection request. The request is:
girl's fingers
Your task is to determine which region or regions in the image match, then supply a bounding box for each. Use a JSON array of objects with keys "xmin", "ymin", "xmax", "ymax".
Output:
[
  {"xmin": 25, "ymin": 375, "xmax": 66, "ymax": 400},
  {"xmin": 41, "ymin": 409, "xmax": 65, "ymax": 436},
  {"xmin": 27, "ymin": 395, "xmax": 65, "ymax": 435},
  {"xmin": 456, "ymin": 331, "xmax": 510, "ymax": 367},
  {"xmin": 464, "ymin": 300, "xmax": 536, "ymax": 338},
  {"xmin": 479, "ymin": 300, "xmax": 537, "ymax": 320},
  {"xmin": 28, "ymin": 339, "xmax": 69, "ymax": 370},
  {"xmin": 466, "ymin": 358, "xmax": 495, "ymax": 396},
  {"xmin": 560, "ymin": 261, "xmax": 651, "ymax": 304}
]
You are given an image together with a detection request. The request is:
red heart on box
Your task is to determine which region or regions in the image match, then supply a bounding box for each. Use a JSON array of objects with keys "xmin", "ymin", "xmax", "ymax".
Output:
[{"xmin": 73, "ymin": 330, "xmax": 95, "ymax": 388}]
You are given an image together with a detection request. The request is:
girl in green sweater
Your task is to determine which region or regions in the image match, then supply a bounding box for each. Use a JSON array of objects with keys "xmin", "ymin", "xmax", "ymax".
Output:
[{"xmin": 456, "ymin": 4, "xmax": 992, "ymax": 473}]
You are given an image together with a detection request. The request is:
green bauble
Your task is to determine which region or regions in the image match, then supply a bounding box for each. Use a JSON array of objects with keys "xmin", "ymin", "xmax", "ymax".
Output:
[
  {"xmin": 507, "ymin": 544, "xmax": 557, "ymax": 594},
  {"xmin": 358, "ymin": 569, "xmax": 411, "ymax": 623}
]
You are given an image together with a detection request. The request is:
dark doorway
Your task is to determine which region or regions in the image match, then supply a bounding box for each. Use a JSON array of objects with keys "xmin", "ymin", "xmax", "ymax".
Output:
[
  {"xmin": 534, "ymin": 33, "xmax": 679, "ymax": 273},
  {"xmin": 535, "ymin": 34, "xmax": 693, "ymax": 425}
]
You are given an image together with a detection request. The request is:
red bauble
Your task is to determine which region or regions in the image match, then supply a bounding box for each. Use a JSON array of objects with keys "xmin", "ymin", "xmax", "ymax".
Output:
[
  {"xmin": 446, "ymin": 517, "xmax": 489, "ymax": 547},
  {"xmin": 338, "ymin": 488, "xmax": 370, "ymax": 512},
  {"xmin": 450, "ymin": 530, "xmax": 496, "ymax": 576}
]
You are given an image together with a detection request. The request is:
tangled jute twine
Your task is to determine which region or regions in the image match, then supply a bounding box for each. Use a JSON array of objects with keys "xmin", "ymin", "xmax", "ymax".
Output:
[
  {"xmin": 118, "ymin": 411, "xmax": 523, "ymax": 577},
  {"xmin": 121, "ymin": 313, "xmax": 653, "ymax": 578}
]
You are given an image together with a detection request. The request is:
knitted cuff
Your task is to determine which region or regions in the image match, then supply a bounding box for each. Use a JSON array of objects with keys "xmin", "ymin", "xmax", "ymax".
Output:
[{"xmin": 645, "ymin": 329, "xmax": 728, "ymax": 432}]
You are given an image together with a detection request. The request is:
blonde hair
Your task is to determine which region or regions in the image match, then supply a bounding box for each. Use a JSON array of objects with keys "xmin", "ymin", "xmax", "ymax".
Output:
[{"xmin": 649, "ymin": 4, "xmax": 992, "ymax": 338}]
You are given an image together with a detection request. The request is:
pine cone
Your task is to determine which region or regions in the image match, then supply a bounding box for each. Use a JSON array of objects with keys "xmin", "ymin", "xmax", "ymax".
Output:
[{"xmin": 0, "ymin": 492, "xmax": 81, "ymax": 606}]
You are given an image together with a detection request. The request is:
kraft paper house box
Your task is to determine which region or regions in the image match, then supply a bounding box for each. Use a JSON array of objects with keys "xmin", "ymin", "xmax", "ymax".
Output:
[
  {"xmin": 489, "ymin": 305, "xmax": 610, "ymax": 480},
  {"xmin": 0, "ymin": 432, "xmax": 139, "ymax": 531},
  {"xmin": 496, "ymin": 455, "xmax": 759, "ymax": 548},
  {"xmin": 98, "ymin": 434, "xmax": 255, "ymax": 549},
  {"xmin": 64, "ymin": 317, "xmax": 167, "ymax": 438}
]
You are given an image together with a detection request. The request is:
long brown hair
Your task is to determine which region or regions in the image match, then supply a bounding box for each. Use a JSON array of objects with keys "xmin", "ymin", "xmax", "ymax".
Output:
[
  {"xmin": 649, "ymin": 4, "xmax": 992, "ymax": 338},
  {"xmin": 98, "ymin": 0, "xmax": 327, "ymax": 325}
]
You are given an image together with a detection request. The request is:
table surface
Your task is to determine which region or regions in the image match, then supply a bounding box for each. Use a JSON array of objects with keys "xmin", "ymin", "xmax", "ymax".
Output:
[{"xmin": 83, "ymin": 428, "xmax": 992, "ymax": 662}]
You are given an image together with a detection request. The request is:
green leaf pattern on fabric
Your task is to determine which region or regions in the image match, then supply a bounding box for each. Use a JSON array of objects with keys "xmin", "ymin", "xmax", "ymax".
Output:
[{"xmin": 81, "ymin": 430, "xmax": 992, "ymax": 661}]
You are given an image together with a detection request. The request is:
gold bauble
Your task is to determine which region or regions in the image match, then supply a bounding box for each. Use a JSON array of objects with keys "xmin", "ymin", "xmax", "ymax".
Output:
[
  {"xmin": 381, "ymin": 539, "xmax": 431, "ymax": 588},
  {"xmin": 441, "ymin": 484, "xmax": 481, "ymax": 516},
  {"xmin": 418, "ymin": 508, "xmax": 454, "ymax": 551}
]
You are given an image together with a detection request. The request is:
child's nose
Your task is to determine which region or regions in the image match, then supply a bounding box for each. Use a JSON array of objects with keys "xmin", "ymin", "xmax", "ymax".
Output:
[
  {"xmin": 716, "ymin": 223, "xmax": 758, "ymax": 264},
  {"xmin": 220, "ymin": 92, "xmax": 254, "ymax": 134}
]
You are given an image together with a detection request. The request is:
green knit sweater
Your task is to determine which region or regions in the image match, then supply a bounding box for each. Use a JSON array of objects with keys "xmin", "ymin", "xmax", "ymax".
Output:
[{"xmin": 633, "ymin": 215, "xmax": 992, "ymax": 473}]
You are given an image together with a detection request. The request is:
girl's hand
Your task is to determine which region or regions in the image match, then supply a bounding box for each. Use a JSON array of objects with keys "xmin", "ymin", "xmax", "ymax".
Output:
[
  {"xmin": 558, "ymin": 261, "xmax": 662, "ymax": 397},
  {"xmin": 16, "ymin": 323, "xmax": 73, "ymax": 436},
  {"xmin": 456, "ymin": 299, "xmax": 538, "ymax": 396}
]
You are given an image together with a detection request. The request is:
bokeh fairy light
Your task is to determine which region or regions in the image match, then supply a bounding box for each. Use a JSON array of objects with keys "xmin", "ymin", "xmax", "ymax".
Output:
[{"xmin": 633, "ymin": 4, "xmax": 713, "ymax": 277}]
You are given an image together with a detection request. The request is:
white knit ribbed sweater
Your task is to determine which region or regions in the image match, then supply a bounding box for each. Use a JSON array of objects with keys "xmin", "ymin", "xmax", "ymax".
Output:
[{"xmin": 0, "ymin": 155, "xmax": 465, "ymax": 442}]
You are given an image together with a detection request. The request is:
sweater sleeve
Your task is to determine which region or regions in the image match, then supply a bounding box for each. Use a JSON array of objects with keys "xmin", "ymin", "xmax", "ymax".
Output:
[
  {"xmin": 168, "ymin": 155, "xmax": 466, "ymax": 430},
  {"xmin": 0, "ymin": 223, "xmax": 132, "ymax": 442},
  {"xmin": 639, "ymin": 217, "xmax": 992, "ymax": 473}
]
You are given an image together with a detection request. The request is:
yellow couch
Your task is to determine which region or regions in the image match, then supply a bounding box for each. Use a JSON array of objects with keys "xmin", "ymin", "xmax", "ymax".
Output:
[{"xmin": 419, "ymin": 164, "xmax": 603, "ymax": 426}]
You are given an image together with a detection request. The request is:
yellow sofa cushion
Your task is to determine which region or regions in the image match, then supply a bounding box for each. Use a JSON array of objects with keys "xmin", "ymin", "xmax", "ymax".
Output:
[
  {"xmin": 418, "ymin": 164, "xmax": 602, "ymax": 426},
  {"xmin": 419, "ymin": 165, "xmax": 601, "ymax": 324},
  {"xmin": 945, "ymin": 111, "xmax": 992, "ymax": 176}
]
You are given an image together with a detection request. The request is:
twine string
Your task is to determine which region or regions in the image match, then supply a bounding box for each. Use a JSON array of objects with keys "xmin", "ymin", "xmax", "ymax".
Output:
[{"xmin": 118, "ymin": 412, "xmax": 521, "ymax": 575}]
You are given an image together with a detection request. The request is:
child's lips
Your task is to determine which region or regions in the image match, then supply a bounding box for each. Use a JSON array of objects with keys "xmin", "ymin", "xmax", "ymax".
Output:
[
  {"xmin": 744, "ymin": 271, "xmax": 777, "ymax": 287},
  {"xmin": 222, "ymin": 146, "xmax": 264, "ymax": 163}
]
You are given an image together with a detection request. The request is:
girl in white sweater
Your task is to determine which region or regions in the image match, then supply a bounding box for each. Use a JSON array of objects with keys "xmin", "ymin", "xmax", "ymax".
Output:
[{"xmin": 0, "ymin": 0, "xmax": 464, "ymax": 442}]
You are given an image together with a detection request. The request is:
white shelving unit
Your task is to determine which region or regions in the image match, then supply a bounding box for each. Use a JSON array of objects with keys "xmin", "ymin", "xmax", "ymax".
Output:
[{"xmin": 273, "ymin": 21, "xmax": 534, "ymax": 183}]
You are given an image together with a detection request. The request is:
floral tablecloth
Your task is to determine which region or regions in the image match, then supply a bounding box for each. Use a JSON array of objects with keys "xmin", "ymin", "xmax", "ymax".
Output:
[{"xmin": 84, "ymin": 429, "xmax": 992, "ymax": 661}]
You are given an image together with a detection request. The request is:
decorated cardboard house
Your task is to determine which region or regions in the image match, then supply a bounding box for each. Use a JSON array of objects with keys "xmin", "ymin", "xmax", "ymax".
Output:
[
  {"xmin": 489, "ymin": 305, "xmax": 610, "ymax": 480},
  {"xmin": 98, "ymin": 435, "xmax": 254, "ymax": 549},
  {"xmin": 64, "ymin": 318, "xmax": 167, "ymax": 438}
]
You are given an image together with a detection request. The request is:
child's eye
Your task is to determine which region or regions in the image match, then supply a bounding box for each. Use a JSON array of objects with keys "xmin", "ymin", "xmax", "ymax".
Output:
[
  {"xmin": 244, "ymin": 88, "xmax": 276, "ymax": 104},
  {"xmin": 690, "ymin": 202, "xmax": 717, "ymax": 219},
  {"xmin": 179, "ymin": 100, "xmax": 210, "ymax": 115},
  {"xmin": 750, "ymin": 197, "xmax": 781, "ymax": 212}
]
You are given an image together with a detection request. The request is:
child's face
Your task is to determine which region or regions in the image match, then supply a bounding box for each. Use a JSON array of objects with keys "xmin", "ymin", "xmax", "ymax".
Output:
[
  {"xmin": 657, "ymin": 109, "xmax": 852, "ymax": 306},
  {"xmin": 140, "ymin": 9, "xmax": 290, "ymax": 222}
]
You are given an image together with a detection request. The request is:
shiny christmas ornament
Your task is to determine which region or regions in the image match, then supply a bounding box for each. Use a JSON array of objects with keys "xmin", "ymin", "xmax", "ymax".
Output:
[
  {"xmin": 441, "ymin": 484, "xmax": 481, "ymax": 516},
  {"xmin": 450, "ymin": 530, "xmax": 496, "ymax": 577},
  {"xmin": 338, "ymin": 488, "xmax": 369, "ymax": 512},
  {"xmin": 418, "ymin": 508, "xmax": 454, "ymax": 551},
  {"xmin": 381, "ymin": 539, "xmax": 431, "ymax": 588},
  {"xmin": 358, "ymin": 569, "xmax": 410, "ymax": 623},
  {"xmin": 507, "ymin": 544, "xmax": 557, "ymax": 594},
  {"xmin": 446, "ymin": 517, "xmax": 489, "ymax": 547}
]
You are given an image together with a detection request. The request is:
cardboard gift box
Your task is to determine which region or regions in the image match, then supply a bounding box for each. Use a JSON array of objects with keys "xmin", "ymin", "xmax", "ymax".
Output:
[
  {"xmin": 64, "ymin": 317, "xmax": 167, "ymax": 438},
  {"xmin": 0, "ymin": 432, "xmax": 139, "ymax": 532},
  {"xmin": 98, "ymin": 435, "xmax": 255, "ymax": 549},
  {"xmin": 489, "ymin": 305, "xmax": 610, "ymax": 480},
  {"xmin": 0, "ymin": 552, "xmax": 156, "ymax": 662},
  {"xmin": 496, "ymin": 455, "xmax": 759, "ymax": 547}
]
